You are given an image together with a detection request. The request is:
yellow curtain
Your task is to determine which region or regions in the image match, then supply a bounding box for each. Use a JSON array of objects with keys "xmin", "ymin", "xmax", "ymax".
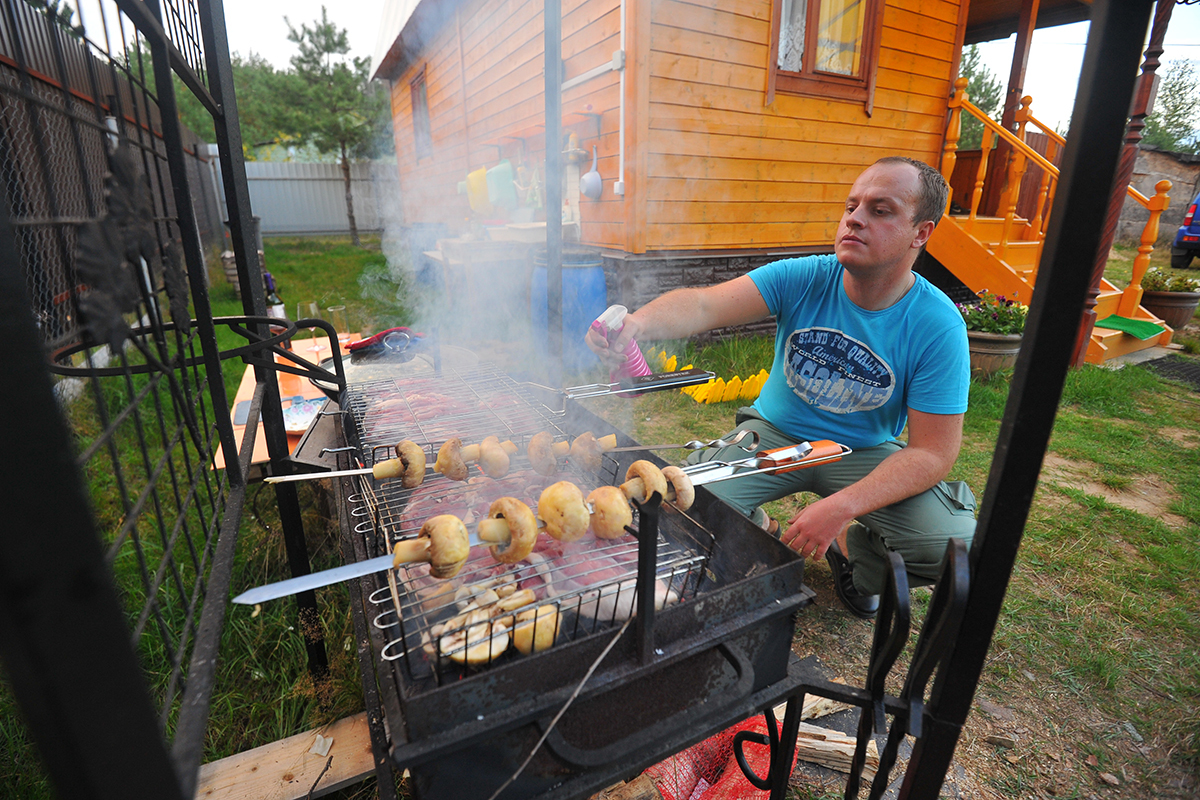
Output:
[{"xmin": 815, "ymin": 0, "xmax": 864, "ymax": 76}]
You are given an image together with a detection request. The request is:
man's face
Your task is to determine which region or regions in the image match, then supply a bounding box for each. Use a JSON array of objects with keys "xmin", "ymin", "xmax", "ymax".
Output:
[{"xmin": 834, "ymin": 162, "xmax": 933, "ymax": 274}]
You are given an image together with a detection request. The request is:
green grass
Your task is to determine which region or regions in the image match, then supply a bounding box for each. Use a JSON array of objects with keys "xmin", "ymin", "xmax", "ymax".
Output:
[{"xmin": 584, "ymin": 337, "xmax": 1200, "ymax": 796}]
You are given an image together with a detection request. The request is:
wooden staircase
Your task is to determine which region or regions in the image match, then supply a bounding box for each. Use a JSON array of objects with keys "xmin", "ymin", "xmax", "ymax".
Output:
[{"xmin": 929, "ymin": 79, "xmax": 1176, "ymax": 365}]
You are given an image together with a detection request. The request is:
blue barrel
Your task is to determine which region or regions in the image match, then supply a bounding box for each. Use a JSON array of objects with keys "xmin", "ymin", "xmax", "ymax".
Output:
[{"xmin": 531, "ymin": 247, "xmax": 607, "ymax": 373}]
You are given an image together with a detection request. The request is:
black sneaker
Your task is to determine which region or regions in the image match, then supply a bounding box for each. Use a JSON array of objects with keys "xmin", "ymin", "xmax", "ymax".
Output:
[{"xmin": 825, "ymin": 541, "xmax": 879, "ymax": 619}]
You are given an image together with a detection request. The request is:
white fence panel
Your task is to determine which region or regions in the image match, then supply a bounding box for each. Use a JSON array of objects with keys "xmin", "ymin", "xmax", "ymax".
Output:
[{"xmin": 243, "ymin": 161, "xmax": 398, "ymax": 235}]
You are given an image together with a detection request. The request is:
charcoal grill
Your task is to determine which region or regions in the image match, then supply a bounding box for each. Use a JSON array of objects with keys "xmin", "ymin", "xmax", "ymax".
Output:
[{"xmin": 330, "ymin": 362, "xmax": 815, "ymax": 799}]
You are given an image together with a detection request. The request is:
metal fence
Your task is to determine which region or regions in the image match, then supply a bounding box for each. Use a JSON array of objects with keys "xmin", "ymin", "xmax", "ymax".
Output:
[
  {"xmin": 0, "ymin": 1, "xmax": 321, "ymax": 798},
  {"xmin": 225, "ymin": 160, "xmax": 399, "ymax": 236}
]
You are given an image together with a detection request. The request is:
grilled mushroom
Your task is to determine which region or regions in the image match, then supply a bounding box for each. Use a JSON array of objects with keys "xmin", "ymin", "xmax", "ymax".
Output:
[
  {"xmin": 477, "ymin": 436, "xmax": 511, "ymax": 478},
  {"xmin": 392, "ymin": 514, "xmax": 470, "ymax": 578},
  {"xmin": 475, "ymin": 497, "xmax": 538, "ymax": 563},
  {"xmin": 662, "ymin": 465, "xmax": 695, "ymax": 511},
  {"xmin": 538, "ymin": 481, "xmax": 591, "ymax": 542},
  {"xmin": 368, "ymin": 440, "xmax": 426, "ymax": 487},
  {"xmin": 587, "ymin": 485, "xmax": 633, "ymax": 539},
  {"xmin": 434, "ymin": 438, "xmax": 469, "ymax": 482},
  {"xmin": 511, "ymin": 606, "xmax": 560, "ymax": 655},
  {"xmin": 527, "ymin": 431, "xmax": 559, "ymax": 476},
  {"xmin": 620, "ymin": 460, "xmax": 668, "ymax": 504}
]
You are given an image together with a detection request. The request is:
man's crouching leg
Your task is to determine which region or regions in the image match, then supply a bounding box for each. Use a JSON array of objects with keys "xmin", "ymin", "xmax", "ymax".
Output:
[{"xmin": 846, "ymin": 479, "xmax": 977, "ymax": 597}]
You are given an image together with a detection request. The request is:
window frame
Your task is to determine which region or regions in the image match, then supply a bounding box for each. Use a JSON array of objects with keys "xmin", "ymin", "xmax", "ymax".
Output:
[
  {"xmin": 766, "ymin": 0, "xmax": 885, "ymax": 115},
  {"xmin": 410, "ymin": 66, "xmax": 433, "ymax": 162}
]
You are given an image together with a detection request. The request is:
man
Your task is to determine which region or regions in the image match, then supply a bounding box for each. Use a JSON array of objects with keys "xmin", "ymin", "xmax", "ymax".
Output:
[{"xmin": 586, "ymin": 156, "xmax": 976, "ymax": 618}]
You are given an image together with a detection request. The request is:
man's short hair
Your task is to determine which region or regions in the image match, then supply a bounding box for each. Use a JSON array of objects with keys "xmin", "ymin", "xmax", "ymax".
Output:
[{"xmin": 874, "ymin": 156, "xmax": 948, "ymax": 227}]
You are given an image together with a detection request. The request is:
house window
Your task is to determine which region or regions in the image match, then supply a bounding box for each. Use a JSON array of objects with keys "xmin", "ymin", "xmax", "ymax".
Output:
[
  {"xmin": 768, "ymin": 0, "xmax": 882, "ymax": 112},
  {"xmin": 410, "ymin": 68, "xmax": 432, "ymax": 161}
]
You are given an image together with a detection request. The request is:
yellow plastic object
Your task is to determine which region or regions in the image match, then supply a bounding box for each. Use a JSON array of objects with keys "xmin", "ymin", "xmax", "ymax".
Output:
[
  {"xmin": 466, "ymin": 166, "xmax": 493, "ymax": 215},
  {"xmin": 722, "ymin": 377, "xmax": 742, "ymax": 402},
  {"xmin": 664, "ymin": 354, "xmax": 678, "ymax": 372},
  {"xmin": 705, "ymin": 378, "xmax": 726, "ymax": 404}
]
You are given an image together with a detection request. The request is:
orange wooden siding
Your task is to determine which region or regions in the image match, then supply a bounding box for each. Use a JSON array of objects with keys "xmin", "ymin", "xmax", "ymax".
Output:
[
  {"xmin": 385, "ymin": 0, "xmax": 962, "ymax": 252},
  {"xmin": 389, "ymin": 0, "xmax": 623, "ymax": 235},
  {"xmin": 641, "ymin": 0, "xmax": 962, "ymax": 251}
]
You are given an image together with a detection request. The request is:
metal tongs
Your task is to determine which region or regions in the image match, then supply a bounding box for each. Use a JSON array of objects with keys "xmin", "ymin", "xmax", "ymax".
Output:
[
  {"xmin": 607, "ymin": 429, "xmax": 760, "ymax": 454},
  {"xmin": 549, "ymin": 367, "xmax": 716, "ymax": 400},
  {"xmin": 681, "ymin": 439, "xmax": 853, "ymax": 489}
]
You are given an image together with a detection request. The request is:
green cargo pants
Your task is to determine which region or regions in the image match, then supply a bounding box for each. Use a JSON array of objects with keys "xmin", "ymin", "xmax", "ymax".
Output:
[{"xmin": 687, "ymin": 408, "xmax": 976, "ymax": 595}]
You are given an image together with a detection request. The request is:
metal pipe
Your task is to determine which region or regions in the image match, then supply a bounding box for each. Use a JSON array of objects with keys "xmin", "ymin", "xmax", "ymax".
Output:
[{"xmin": 545, "ymin": 0, "xmax": 563, "ymax": 388}]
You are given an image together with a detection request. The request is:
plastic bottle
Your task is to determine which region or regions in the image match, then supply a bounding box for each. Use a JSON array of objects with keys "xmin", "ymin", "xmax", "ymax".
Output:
[{"xmin": 590, "ymin": 304, "xmax": 651, "ymax": 385}]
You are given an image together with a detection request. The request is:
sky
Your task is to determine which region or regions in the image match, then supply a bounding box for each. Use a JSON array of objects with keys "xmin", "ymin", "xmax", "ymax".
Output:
[{"xmin": 220, "ymin": 1, "xmax": 1200, "ymax": 135}]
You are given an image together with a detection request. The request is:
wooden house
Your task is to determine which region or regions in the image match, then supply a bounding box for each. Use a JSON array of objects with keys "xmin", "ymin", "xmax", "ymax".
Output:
[{"xmin": 372, "ymin": 0, "xmax": 1178, "ymax": 364}]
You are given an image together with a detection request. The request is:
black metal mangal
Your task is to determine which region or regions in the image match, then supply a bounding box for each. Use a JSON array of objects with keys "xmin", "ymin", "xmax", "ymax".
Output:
[{"xmin": 326, "ymin": 366, "xmax": 814, "ymax": 799}]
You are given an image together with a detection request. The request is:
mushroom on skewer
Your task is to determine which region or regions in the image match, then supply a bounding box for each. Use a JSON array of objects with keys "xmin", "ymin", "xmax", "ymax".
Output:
[
  {"xmin": 526, "ymin": 431, "xmax": 571, "ymax": 476},
  {"xmin": 433, "ymin": 438, "xmax": 469, "ymax": 482},
  {"xmin": 370, "ymin": 439, "xmax": 428, "ymax": 488},
  {"xmin": 392, "ymin": 514, "xmax": 471, "ymax": 578},
  {"xmin": 619, "ymin": 460, "xmax": 695, "ymax": 511},
  {"xmin": 475, "ymin": 497, "xmax": 539, "ymax": 563},
  {"xmin": 537, "ymin": 480, "xmax": 591, "ymax": 542},
  {"xmin": 587, "ymin": 485, "xmax": 634, "ymax": 539},
  {"xmin": 568, "ymin": 431, "xmax": 618, "ymax": 472}
]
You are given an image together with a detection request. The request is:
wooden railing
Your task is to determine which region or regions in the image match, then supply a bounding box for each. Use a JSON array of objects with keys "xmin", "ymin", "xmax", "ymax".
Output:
[{"xmin": 941, "ymin": 77, "xmax": 1170, "ymax": 296}]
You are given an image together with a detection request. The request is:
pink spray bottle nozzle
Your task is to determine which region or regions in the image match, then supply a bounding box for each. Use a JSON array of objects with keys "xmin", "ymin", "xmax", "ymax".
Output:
[{"xmin": 592, "ymin": 304, "xmax": 651, "ymax": 386}]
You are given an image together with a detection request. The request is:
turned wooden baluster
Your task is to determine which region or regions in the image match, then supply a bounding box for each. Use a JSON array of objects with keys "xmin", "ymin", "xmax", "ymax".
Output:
[
  {"xmin": 995, "ymin": 97, "xmax": 1032, "ymax": 261},
  {"xmin": 1034, "ymin": 174, "xmax": 1058, "ymax": 269},
  {"xmin": 1119, "ymin": 180, "xmax": 1172, "ymax": 318},
  {"xmin": 942, "ymin": 77, "xmax": 967, "ymax": 210},
  {"xmin": 1030, "ymin": 133, "xmax": 1056, "ymax": 241},
  {"xmin": 967, "ymin": 127, "xmax": 992, "ymax": 235}
]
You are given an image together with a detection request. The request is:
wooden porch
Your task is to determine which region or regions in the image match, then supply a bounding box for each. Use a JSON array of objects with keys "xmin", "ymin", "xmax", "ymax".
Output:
[{"xmin": 927, "ymin": 78, "xmax": 1177, "ymax": 365}]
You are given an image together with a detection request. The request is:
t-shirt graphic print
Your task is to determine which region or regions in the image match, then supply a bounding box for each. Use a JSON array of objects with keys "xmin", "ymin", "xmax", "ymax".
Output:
[{"xmin": 783, "ymin": 327, "xmax": 895, "ymax": 414}]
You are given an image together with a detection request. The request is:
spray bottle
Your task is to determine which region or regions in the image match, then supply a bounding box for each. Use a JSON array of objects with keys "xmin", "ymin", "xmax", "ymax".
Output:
[{"xmin": 590, "ymin": 304, "xmax": 652, "ymax": 386}]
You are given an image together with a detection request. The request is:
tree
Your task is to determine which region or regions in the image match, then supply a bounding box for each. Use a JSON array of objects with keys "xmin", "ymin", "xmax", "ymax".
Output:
[
  {"xmin": 174, "ymin": 53, "xmax": 305, "ymax": 158},
  {"xmin": 1142, "ymin": 59, "xmax": 1200, "ymax": 155},
  {"xmin": 958, "ymin": 45, "xmax": 1003, "ymax": 151},
  {"xmin": 284, "ymin": 7, "xmax": 391, "ymax": 245}
]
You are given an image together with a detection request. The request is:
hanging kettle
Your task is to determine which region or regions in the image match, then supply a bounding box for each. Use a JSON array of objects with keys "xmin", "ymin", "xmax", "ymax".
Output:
[{"xmin": 580, "ymin": 145, "xmax": 602, "ymax": 200}]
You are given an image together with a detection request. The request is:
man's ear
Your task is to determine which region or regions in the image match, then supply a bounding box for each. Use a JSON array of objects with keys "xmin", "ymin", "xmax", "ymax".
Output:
[{"xmin": 911, "ymin": 219, "xmax": 936, "ymax": 250}]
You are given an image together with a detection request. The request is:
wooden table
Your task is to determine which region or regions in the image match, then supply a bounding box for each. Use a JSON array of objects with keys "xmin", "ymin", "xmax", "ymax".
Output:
[{"xmin": 213, "ymin": 333, "xmax": 360, "ymax": 473}]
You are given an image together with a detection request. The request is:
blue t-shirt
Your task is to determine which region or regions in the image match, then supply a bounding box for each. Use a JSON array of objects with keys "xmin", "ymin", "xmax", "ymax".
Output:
[{"xmin": 748, "ymin": 254, "xmax": 969, "ymax": 450}]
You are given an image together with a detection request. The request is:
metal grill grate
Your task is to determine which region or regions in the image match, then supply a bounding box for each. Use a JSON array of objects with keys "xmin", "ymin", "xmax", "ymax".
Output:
[{"xmin": 342, "ymin": 365, "xmax": 718, "ymax": 687}]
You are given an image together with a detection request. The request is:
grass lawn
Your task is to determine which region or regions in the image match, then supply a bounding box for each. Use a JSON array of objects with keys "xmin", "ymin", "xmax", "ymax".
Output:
[{"xmin": 4, "ymin": 236, "xmax": 1197, "ymax": 800}]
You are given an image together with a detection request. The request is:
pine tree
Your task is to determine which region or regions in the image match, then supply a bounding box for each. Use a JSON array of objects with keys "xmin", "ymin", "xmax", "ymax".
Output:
[{"xmin": 958, "ymin": 45, "xmax": 1003, "ymax": 151}]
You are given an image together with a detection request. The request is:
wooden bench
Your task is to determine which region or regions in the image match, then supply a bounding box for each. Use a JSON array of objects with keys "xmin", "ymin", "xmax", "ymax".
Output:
[{"xmin": 194, "ymin": 713, "xmax": 377, "ymax": 800}]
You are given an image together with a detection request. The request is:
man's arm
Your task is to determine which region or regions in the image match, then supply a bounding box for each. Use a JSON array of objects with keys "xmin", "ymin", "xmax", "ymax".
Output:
[
  {"xmin": 780, "ymin": 409, "xmax": 964, "ymax": 560},
  {"xmin": 586, "ymin": 275, "xmax": 770, "ymax": 369}
]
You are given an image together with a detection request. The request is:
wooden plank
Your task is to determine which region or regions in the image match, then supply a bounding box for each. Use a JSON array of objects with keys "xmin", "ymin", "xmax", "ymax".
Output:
[
  {"xmin": 647, "ymin": 176, "xmax": 850, "ymax": 204},
  {"xmin": 884, "ymin": 6, "xmax": 959, "ymax": 47},
  {"xmin": 649, "ymin": 152, "xmax": 867, "ymax": 183},
  {"xmin": 648, "ymin": 110, "xmax": 943, "ymax": 151},
  {"xmin": 880, "ymin": 25, "xmax": 956, "ymax": 63},
  {"xmin": 193, "ymin": 713, "xmax": 375, "ymax": 800},
  {"xmin": 651, "ymin": 23, "xmax": 768, "ymax": 69},
  {"xmin": 652, "ymin": 0, "xmax": 770, "ymax": 46},
  {"xmin": 665, "ymin": 0, "xmax": 773, "ymax": 22},
  {"xmin": 645, "ymin": 219, "xmax": 835, "ymax": 249}
]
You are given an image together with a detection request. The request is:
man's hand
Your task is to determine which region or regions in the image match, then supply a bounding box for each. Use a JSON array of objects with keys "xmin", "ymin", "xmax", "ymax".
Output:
[
  {"xmin": 779, "ymin": 409, "xmax": 964, "ymax": 561},
  {"xmin": 780, "ymin": 494, "xmax": 854, "ymax": 560},
  {"xmin": 585, "ymin": 314, "xmax": 644, "ymax": 370}
]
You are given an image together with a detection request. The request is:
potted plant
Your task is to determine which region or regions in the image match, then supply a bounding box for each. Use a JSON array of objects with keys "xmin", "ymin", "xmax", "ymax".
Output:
[
  {"xmin": 1139, "ymin": 268, "xmax": 1200, "ymax": 330},
  {"xmin": 958, "ymin": 290, "xmax": 1028, "ymax": 378}
]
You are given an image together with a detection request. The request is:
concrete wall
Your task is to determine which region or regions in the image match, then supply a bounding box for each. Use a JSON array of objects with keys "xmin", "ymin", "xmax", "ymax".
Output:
[{"xmin": 1118, "ymin": 146, "xmax": 1200, "ymax": 242}]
